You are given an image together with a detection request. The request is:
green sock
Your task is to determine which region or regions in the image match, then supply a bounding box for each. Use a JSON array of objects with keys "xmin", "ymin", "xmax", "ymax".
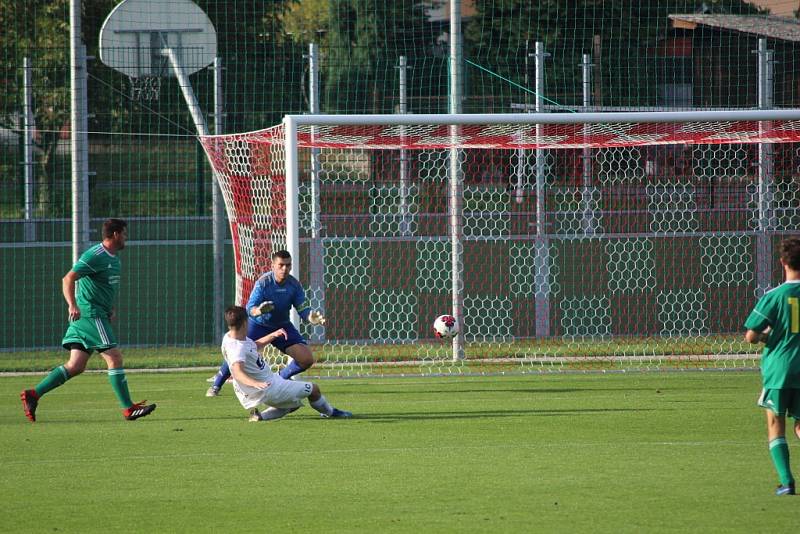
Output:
[
  {"xmin": 34, "ymin": 365, "xmax": 70, "ymax": 397},
  {"xmin": 769, "ymin": 437, "xmax": 795, "ymax": 486},
  {"xmin": 108, "ymin": 368, "xmax": 133, "ymax": 409}
]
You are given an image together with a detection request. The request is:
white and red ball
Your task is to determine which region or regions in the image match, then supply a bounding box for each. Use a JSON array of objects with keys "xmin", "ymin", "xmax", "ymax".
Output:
[{"xmin": 433, "ymin": 314, "xmax": 459, "ymax": 338}]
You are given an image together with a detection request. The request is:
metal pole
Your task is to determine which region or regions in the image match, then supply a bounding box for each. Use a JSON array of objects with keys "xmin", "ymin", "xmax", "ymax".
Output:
[
  {"xmin": 80, "ymin": 44, "xmax": 90, "ymax": 249},
  {"xmin": 398, "ymin": 55, "xmax": 411, "ymax": 236},
  {"xmin": 534, "ymin": 41, "xmax": 551, "ymax": 338},
  {"xmin": 581, "ymin": 53, "xmax": 597, "ymax": 235},
  {"xmin": 756, "ymin": 38, "xmax": 775, "ymax": 295},
  {"xmin": 449, "ymin": 0, "xmax": 465, "ymax": 360},
  {"xmin": 308, "ymin": 42, "xmax": 325, "ymax": 341},
  {"xmin": 23, "ymin": 57, "xmax": 35, "ymax": 242},
  {"xmin": 212, "ymin": 56, "xmax": 225, "ymax": 338},
  {"xmin": 513, "ymin": 41, "xmax": 530, "ymax": 204},
  {"xmin": 284, "ymin": 116, "xmax": 301, "ymax": 329},
  {"xmin": 162, "ymin": 47, "xmax": 208, "ymax": 136},
  {"xmin": 70, "ymin": 0, "xmax": 89, "ymax": 261}
]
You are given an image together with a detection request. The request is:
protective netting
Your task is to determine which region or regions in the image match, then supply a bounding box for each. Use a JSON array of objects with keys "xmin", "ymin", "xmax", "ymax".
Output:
[{"xmin": 201, "ymin": 118, "xmax": 800, "ymax": 375}]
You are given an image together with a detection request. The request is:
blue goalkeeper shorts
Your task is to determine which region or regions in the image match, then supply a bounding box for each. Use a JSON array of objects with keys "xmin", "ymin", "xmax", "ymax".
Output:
[{"xmin": 247, "ymin": 320, "xmax": 305, "ymax": 353}]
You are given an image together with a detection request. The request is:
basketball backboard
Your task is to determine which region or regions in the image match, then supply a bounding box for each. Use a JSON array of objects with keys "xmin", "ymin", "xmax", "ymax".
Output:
[{"xmin": 99, "ymin": 0, "xmax": 217, "ymax": 78}]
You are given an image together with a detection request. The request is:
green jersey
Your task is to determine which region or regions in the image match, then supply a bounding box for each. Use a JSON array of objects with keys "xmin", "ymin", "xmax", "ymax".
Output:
[
  {"xmin": 744, "ymin": 280, "xmax": 800, "ymax": 388},
  {"xmin": 72, "ymin": 243, "xmax": 121, "ymax": 318}
]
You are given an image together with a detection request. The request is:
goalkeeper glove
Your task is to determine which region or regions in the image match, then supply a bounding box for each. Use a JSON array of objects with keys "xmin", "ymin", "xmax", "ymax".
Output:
[
  {"xmin": 308, "ymin": 310, "xmax": 326, "ymax": 325},
  {"xmin": 258, "ymin": 301, "xmax": 274, "ymax": 315}
]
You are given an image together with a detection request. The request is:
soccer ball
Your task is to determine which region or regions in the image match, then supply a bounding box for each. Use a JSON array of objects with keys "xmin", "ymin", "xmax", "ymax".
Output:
[{"xmin": 433, "ymin": 314, "xmax": 458, "ymax": 339}]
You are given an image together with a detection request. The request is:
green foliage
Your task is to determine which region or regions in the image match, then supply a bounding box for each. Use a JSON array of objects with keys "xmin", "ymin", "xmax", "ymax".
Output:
[
  {"xmin": 280, "ymin": 0, "xmax": 331, "ymax": 44},
  {"xmin": 324, "ymin": 1, "xmax": 437, "ymax": 113},
  {"xmin": 465, "ymin": 0, "xmax": 765, "ymax": 109}
]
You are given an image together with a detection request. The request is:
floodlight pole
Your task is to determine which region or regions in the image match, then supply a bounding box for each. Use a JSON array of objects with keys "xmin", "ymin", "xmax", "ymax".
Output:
[
  {"xmin": 398, "ymin": 55, "xmax": 411, "ymax": 236},
  {"xmin": 308, "ymin": 42, "xmax": 325, "ymax": 341},
  {"xmin": 580, "ymin": 53, "xmax": 598, "ymax": 235},
  {"xmin": 534, "ymin": 41, "xmax": 551, "ymax": 338},
  {"xmin": 212, "ymin": 56, "xmax": 225, "ymax": 341},
  {"xmin": 755, "ymin": 38, "xmax": 775, "ymax": 295},
  {"xmin": 70, "ymin": 0, "xmax": 90, "ymax": 261},
  {"xmin": 23, "ymin": 57, "xmax": 36, "ymax": 242},
  {"xmin": 449, "ymin": 0, "xmax": 465, "ymax": 361}
]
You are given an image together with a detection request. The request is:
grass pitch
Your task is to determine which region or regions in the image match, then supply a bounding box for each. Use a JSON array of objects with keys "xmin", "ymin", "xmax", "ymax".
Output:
[{"xmin": 1, "ymin": 371, "xmax": 797, "ymax": 533}]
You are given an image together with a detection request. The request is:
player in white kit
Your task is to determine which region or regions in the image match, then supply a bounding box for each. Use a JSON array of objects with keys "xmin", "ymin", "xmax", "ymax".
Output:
[{"xmin": 221, "ymin": 305, "xmax": 352, "ymax": 421}]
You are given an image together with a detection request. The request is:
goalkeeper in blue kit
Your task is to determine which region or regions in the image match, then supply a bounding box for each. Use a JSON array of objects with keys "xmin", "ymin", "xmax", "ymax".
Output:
[
  {"xmin": 207, "ymin": 250, "xmax": 326, "ymax": 396},
  {"xmin": 744, "ymin": 237, "xmax": 800, "ymax": 496}
]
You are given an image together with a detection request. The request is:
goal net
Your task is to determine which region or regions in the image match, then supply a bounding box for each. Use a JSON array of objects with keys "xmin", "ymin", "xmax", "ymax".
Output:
[{"xmin": 200, "ymin": 111, "xmax": 800, "ymax": 376}]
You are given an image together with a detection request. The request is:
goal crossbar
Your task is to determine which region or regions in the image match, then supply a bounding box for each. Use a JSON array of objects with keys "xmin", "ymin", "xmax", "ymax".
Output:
[{"xmin": 284, "ymin": 109, "xmax": 800, "ymax": 126}]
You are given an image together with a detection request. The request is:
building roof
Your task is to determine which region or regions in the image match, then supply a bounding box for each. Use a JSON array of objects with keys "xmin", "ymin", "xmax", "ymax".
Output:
[{"xmin": 669, "ymin": 14, "xmax": 800, "ymax": 42}]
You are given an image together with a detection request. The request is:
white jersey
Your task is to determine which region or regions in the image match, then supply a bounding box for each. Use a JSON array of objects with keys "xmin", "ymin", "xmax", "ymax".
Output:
[{"xmin": 221, "ymin": 333, "xmax": 276, "ymax": 409}]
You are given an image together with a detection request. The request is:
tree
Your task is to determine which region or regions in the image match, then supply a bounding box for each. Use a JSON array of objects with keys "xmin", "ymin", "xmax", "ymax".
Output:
[
  {"xmin": 0, "ymin": 0, "xmax": 118, "ymax": 216},
  {"xmin": 323, "ymin": 1, "xmax": 437, "ymax": 113},
  {"xmin": 197, "ymin": 0, "xmax": 305, "ymax": 130},
  {"xmin": 0, "ymin": 0, "xmax": 70, "ymax": 216},
  {"xmin": 464, "ymin": 0, "xmax": 764, "ymax": 109},
  {"xmin": 280, "ymin": 0, "xmax": 330, "ymax": 45}
]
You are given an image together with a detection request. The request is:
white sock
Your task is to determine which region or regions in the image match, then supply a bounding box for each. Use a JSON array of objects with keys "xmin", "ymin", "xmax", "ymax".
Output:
[
  {"xmin": 259, "ymin": 407, "xmax": 291, "ymax": 421},
  {"xmin": 310, "ymin": 395, "xmax": 333, "ymax": 416}
]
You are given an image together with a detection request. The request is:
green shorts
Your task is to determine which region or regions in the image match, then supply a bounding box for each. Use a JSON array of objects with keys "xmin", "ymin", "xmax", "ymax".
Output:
[
  {"xmin": 758, "ymin": 388, "xmax": 800, "ymax": 419},
  {"xmin": 61, "ymin": 316, "xmax": 118, "ymax": 353}
]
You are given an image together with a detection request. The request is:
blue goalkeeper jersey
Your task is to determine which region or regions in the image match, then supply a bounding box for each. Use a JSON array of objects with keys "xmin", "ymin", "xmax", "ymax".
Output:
[{"xmin": 246, "ymin": 272, "xmax": 311, "ymax": 327}]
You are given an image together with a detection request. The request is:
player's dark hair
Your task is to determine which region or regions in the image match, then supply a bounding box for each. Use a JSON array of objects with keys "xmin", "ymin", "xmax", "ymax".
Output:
[
  {"xmin": 272, "ymin": 249, "xmax": 291, "ymax": 260},
  {"xmin": 780, "ymin": 237, "xmax": 800, "ymax": 271},
  {"xmin": 224, "ymin": 305, "xmax": 248, "ymax": 329},
  {"xmin": 102, "ymin": 218, "xmax": 127, "ymax": 238}
]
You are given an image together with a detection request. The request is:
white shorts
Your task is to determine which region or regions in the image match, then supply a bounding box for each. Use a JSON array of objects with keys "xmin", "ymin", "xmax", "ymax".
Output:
[{"xmin": 253, "ymin": 377, "xmax": 312, "ymax": 409}]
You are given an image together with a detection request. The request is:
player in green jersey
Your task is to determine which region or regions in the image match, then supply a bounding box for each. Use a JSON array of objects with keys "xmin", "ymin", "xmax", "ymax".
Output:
[
  {"xmin": 20, "ymin": 218, "xmax": 156, "ymax": 422},
  {"xmin": 744, "ymin": 237, "xmax": 800, "ymax": 495}
]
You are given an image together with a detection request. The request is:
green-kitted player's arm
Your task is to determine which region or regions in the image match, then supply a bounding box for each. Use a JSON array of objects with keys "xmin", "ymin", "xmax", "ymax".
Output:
[
  {"xmin": 744, "ymin": 297, "xmax": 773, "ymax": 345},
  {"xmin": 62, "ymin": 270, "xmax": 82, "ymax": 321},
  {"xmin": 745, "ymin": 326, "xmax": 771, "ymax": 344}
]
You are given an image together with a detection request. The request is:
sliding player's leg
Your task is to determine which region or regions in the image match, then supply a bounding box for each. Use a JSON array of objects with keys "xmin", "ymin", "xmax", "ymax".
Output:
[
  {"xmin": 207, "ymin": 360, "xmax": 231, "ymax": 396},
  {"xmin": 250, "ymin": 405, "xmax": 302, "ymax": 422},
  {"xmin": 263, "ymin": 378, "xmax": 351, "ymax": 419}
]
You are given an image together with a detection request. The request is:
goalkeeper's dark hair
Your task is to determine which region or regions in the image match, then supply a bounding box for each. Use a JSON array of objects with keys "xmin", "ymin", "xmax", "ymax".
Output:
[
  {"xmin": 272, "ymin": 249, "xmax": 291, "ymax": 260},
  {"xmin": 780, "ymin": 237, "xmax": 800, "ymax": 271},
  {"xmin": 224, "ymin": 305, "xmax": 248, "ymax": 329},
  {"xmin": 102, "ymin": 218, "xmax": 127, "ymax": 238}
]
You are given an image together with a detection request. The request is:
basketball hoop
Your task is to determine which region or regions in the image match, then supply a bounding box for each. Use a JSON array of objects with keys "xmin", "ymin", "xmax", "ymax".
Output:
[
  {"xmin": 99, "ymin": 0, "xmax": 218, "ymax": 105},
  {"xmin": 129, "ymin": 74, "xmax": 162, "ymax": 102}
]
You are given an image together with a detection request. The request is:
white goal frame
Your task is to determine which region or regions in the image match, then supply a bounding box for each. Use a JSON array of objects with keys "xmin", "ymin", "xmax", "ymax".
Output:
[{"xmin": 282, "ymin": 109, "xmax": 800, "ymax": 361}]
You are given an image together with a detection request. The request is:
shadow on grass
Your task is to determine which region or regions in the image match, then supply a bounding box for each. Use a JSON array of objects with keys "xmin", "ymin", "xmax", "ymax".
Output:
[
  {"xmin": 325, "ymin": 406, "xmax": 651, "ymax": 423},
  {"xmin": 362, "ymin": 387, "xmax": 659, "ymax": 395}
]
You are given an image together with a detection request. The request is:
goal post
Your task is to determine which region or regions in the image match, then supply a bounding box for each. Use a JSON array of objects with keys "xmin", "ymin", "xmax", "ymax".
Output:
[{"xmin": 201, "ymin": 110, "xmax": 800, "ymax": 376}]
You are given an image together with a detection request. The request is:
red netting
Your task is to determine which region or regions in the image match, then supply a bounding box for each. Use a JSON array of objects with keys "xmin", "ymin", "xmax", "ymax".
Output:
[{"xmin": 201, "ymin": 126, "xmax": 287, "ymax": 305}]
